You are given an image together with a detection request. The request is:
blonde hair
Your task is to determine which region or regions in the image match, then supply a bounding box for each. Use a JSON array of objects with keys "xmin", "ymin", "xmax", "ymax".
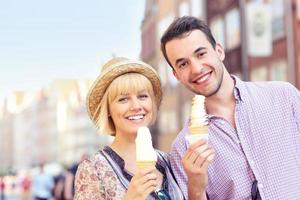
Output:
[{"xmin": 96, "ymin": 73, "xmax": 158, "ymax": 136}]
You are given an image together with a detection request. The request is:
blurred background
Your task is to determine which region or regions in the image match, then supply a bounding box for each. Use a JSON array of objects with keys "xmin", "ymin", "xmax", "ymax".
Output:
[{"xmin": 1, "ymin": 0, "xmax": 300, "ymax": 199}]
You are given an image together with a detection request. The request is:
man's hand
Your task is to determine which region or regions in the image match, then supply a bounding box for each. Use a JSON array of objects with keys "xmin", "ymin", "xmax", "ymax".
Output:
[{"xmin": 182, "ymin": 139, "xmax": 215, "ymax": 200}]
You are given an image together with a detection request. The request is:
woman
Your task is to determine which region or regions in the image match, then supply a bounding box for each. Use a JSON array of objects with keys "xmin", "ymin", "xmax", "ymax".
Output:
[{"xmin": 74, "ymin": 57, "xmax": 184, "ymax": 199}]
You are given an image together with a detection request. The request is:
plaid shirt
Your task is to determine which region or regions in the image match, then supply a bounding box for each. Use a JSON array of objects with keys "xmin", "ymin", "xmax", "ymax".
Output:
[{"xmin": 170, "ymin": 77, "xmax": 300, "ymax": 200}]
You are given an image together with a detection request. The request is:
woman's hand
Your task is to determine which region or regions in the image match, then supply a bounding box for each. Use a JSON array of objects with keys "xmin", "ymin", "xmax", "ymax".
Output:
[
  {"xmin": 123, "ymin": 167, "xmax": 158, "ymax": 200},
  {"xmin": 182, "ymin": 139, "xmax": 215, "ymax": 200}
]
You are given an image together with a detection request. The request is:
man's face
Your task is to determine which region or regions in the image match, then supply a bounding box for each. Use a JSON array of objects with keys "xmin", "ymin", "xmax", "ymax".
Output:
[{"xmin": 165, "ymin": 30, "xmax": 225, "ymax": 97}]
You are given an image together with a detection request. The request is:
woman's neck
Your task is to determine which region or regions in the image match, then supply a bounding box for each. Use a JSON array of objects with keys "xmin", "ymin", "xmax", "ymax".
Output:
[{"xmin": 110, "ymin": 133, "xmax": 137, "ymax": 173}]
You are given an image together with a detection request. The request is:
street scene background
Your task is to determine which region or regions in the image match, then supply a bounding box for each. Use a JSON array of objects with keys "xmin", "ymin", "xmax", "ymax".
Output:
[{"xmin": 1, "ymin": 0, "xmax": 300, "ymax": 199}]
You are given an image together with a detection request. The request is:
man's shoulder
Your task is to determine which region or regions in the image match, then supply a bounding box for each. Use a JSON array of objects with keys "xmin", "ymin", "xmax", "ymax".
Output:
[
  {"xmin": 246, "ymin": 80, "xmax": 291, "ymax": 89},
  {"xmin": 243, "ymin": 80, "xmax": 295, "ymax": 96}
]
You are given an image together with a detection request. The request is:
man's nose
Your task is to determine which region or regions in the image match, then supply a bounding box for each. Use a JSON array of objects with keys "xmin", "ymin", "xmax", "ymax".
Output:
[{"xmin": 190, "ymin": 59, "xmax": 203, "ymax": 74}]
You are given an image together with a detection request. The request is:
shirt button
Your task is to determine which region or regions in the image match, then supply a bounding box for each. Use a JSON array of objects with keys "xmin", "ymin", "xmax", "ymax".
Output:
[
  {"xmin": 220, "ymin": 121, "xmax": 225, "ymax": 125},
  {"xmin": 237, "ymin": 140, "xmax": 241, "ymax": 144},
  {"xmin": 250, "ymin": 160, "xmax": 255, "ymax": 166}
]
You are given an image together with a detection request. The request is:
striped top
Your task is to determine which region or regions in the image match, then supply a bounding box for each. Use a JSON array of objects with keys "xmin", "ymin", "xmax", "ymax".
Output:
[{"xmin": 170, "ymin": 77, "xmax": 300, "ymax": 200}]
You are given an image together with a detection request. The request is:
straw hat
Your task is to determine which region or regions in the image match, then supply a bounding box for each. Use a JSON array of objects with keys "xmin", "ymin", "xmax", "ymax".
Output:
[{"xmin": 86, "ymin": 57, "xmax": 162, "ymax": 124}]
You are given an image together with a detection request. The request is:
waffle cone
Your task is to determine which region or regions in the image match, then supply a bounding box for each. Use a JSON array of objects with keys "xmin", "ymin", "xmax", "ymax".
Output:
[
  {"xmin": 136, "ymin": 161, "xmax": 156, "ymax": 170},
  {"xmin": 189, "ymin": 125, "xmax": 209, "ymax": 135}
]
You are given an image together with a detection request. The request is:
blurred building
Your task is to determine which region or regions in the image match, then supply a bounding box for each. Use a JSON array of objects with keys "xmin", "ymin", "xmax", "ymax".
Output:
[
  {"xmin": 9, "ymin": 91, "xmax": 56, "ymax": 171},
  {"xmin": 141, "ymin": 0, "xmax": 300, "ymax": 152},
  {"xmin": 0, "ymin": 99, "xmax": 14, "ymax": 173},
  {"xmin": 207, "ymin": 0, "xmax": 300, "ymax": 86},
  {"xmin": 48, "ymin": 79, "xmax": 109, "ymax": 165},
  {"xmin": 0, "ymin": 79, "xmax": 112, "ymax": 173}
]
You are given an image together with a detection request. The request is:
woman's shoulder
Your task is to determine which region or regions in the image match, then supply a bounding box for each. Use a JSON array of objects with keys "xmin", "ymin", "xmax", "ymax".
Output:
[
  {"xmin": 77, "ymin": 151, "xmax": 113, "ymax": 177},
  {"xmin": 75, "ymin": 151, "xmax": 125, "ymax": 199}
]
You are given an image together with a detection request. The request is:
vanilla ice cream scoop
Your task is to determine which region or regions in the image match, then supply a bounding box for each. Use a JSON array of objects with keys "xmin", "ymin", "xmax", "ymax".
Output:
[
  {"xmin": 187, "ymin": 95, "xmax": 209, "ymax": 144},
  {"xmin": 136, "ymin": 126, "xmax": 157, "ymax": 169}
]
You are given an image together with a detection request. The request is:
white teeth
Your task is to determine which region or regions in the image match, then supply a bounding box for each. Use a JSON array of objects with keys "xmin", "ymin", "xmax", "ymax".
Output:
[
  {"xmin": 197, "ymin": 74, "xmax": 209, "ymax": 83},
  {"xmin": 127, "ymin": 115, "xmax": 144, "ymax": 120}
]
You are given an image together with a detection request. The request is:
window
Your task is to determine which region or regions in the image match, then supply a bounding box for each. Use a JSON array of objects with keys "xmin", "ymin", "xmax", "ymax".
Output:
[
  {"xmin": 270, "ymin": 59, "xmax": 287, "ymax": 81},
  {"xmin": 250, "ymin": 66, "xmax": 268, "ymax": 81},
  {"xmin": 210, "ymin": 17, "xmax": 225, "ymax": 49},
  {"xmin": 225, "ymin": 8, "xmax": 241, "ymax": 50}
]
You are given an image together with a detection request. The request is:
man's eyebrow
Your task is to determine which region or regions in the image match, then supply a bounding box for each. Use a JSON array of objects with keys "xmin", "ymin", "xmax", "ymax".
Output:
[
  {"xmin": 194, "ymin": 47, "xmax": 206, "ymax": 54},
  {"xmin": 174, "ymin": 47, "xmax": 207, "ymax": 66},
  {"xmin": 175, "ymin": 58, "xmax": 185, "ymax": 66}
]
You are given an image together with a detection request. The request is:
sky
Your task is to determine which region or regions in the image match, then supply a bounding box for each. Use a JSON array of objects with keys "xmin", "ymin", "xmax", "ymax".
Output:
[{"xmin": 0, "ymin": 0, "xmax": 145, "ymax": 100}]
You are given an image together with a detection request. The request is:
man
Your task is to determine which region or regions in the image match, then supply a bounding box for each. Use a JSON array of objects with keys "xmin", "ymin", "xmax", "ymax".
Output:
[
  {"xmin": 160, "ymin": 16, "xmax": 300, "ymax": 200},
  {"xmin": 32, "ymin": 164, "xmax": 54, "ymax": 200}
]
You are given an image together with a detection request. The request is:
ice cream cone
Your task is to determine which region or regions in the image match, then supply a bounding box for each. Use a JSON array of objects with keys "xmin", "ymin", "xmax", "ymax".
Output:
[
  {"xmin": 187, "ymin": 95, "xmax": 209, "ymax": 144},
  {"xmin": 136, "ymin": 127, "xmax": 157, "ymax": 170},
  {"xmin": 189, "ymin": 125, "xmax": 209, "ymax": 134},
  {"xmin": 136, "ymin": 160, "xmax": 157, "ymax": 170}
]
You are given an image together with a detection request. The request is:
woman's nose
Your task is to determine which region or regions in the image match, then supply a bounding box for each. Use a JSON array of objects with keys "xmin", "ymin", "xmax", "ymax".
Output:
[{"xmin": 129, "ymin": 98, "xmax": 142, "ymax": 111}]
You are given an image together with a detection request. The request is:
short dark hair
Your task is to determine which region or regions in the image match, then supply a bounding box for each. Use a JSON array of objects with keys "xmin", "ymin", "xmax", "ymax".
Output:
[{"xmin": 160, "ymin": 16, "xmax": 216, "ymax": 68}]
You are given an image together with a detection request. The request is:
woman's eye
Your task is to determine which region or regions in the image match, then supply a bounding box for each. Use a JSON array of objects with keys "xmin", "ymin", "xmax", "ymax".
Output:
[
  {"xmin": 117, "ymin": 97, "xmax": 128, "ymax": 103},
  {"xmin": 139, "ymin": 94, "xmax": 149, "ymax": 100}
]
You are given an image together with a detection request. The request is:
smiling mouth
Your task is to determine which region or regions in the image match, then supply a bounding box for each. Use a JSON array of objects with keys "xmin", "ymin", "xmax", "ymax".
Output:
[
  {"xmin": 192, "ymin": 72, "xmax": 211, "ymax": 84},
  {"xmin": 126, "ymin": 114, "xmax": 145, "ymax": 120}
]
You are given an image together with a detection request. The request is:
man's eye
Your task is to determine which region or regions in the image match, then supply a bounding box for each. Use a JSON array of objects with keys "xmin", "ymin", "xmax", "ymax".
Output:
[
  {"xmin": 197, "ymin": 52, "xmax": 206, "ymax": 57},
  {"xmin": 179, "ymin": 62, "xmax": 187, "ymax": 69}
]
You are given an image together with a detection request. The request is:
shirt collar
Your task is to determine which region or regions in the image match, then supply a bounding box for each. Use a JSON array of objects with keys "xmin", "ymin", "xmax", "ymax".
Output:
[
  {"xmin": 231, "ymin": 75, "xmax": 244, "ymax": 102},
  {"xmin": 206, "ymin": 75, "xmax": 244, "ymax": 120},
  {"xmin": 103, "ymin": 145, "xmax": 125, "ymax": 169}
]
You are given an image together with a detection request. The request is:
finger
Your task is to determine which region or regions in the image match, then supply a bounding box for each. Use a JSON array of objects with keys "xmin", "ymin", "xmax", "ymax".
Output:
[
  {"xmin": 207, "ymin": 150, "xmax": 215, "ymax": 162},
  {"xmin": 183, "ymin": 148, "xmax": 196, "ymax": 162},
  {"xmin": 132, "ymin": 170, "xmax": 157, "ymax": 188},
  {"xmin": 140, "ymin": 178, "xmax": 158, "ymax": 194},
  {"xmin": 202, "ymin": 150, "xmax": 215, "ymax": 170},
  {"xmin": 184, "ymin": 150, "xmax": 200, "ymax": 164},
  {"xmin": 188, "ymin": 139, "xmax": 207, "ymax": 150},
  {"xmin": 134, "ymin": 179, "xmax": 157, "ymax": 199},
  {"xmin": 143, "ymin": 184, "xmax": 157, "ymax": 198},
  {"xmin": 138, "ymin": 167, "xmax": 156, "ymax": 175},
  {"xmin": 195, "ymin": 148, "xmax": 215, "ymax": 168},
  {"xmin": 194, "ymin": 154, "xmax": 205, "ymax": 167},
  {"xmin": 135, "ymin": 167, "xmax": 156, "ymax": 179},
  {"xmin": 140, "ymin": 171, "xmax": 158, "ymax": 185},
  {"xmin": 195, "ymin": 144, "xmax": 210, "ymax": 154}
]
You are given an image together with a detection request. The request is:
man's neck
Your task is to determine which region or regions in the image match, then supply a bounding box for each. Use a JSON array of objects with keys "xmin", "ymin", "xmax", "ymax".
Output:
[{"xmin": 206, "ymin": 72, "xmax": 236, "ymax": 123}]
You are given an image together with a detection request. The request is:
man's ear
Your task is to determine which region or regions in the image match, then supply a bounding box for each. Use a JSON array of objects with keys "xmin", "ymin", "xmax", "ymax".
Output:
[
  {"xmin": 215, "ymin": 43, "xmax": 225, "ymax": 61},
  {"xmin": 172, "ymin": 69, "xmax": 180, "ymax": 81}
]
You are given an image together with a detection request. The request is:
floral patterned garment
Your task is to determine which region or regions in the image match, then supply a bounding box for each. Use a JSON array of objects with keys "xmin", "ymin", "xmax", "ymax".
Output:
[{"xmin": 74, "ymin": 150, "xmax": 126, "ymax": 199}]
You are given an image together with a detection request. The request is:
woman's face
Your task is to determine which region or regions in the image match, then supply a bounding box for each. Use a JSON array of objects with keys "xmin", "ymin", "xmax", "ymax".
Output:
[{"xmin": 109, "ymin": 89, "xmax": 153, "ymax": 137}]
